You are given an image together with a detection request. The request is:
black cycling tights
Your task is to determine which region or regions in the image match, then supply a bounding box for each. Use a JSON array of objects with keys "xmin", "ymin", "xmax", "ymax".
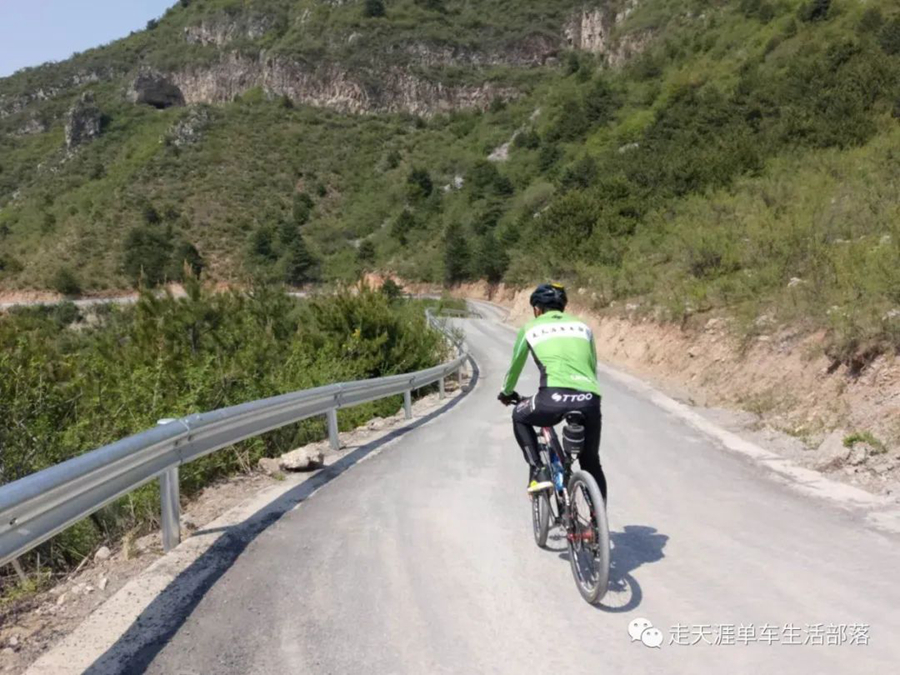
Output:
[{"xmin": 511, "ymin": 388, "xmax": 607, "ymax": 501}]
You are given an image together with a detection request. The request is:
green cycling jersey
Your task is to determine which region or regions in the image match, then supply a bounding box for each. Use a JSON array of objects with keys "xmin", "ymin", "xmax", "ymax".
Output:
[{"xmin": 502, "ymin": 310, "xmax": 601, "ymax": 396}]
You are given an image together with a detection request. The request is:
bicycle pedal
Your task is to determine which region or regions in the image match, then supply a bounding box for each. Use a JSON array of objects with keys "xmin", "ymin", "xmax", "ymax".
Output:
[{"xmin": 527, "ymin": 481, "xmax": 554, "ymax": 494}]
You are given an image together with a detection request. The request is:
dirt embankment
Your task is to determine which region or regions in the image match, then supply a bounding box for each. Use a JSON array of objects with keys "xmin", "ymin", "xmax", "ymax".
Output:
[{"xmin": 450, "ymin": 280, "xmax": 900, "ymax": 496}]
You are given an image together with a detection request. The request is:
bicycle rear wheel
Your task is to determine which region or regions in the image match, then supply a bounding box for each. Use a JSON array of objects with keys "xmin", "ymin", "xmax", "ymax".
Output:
[
  {"xmin": 566, "ymin": 471, "xmax": 610, "ymax": 604},
  {"xmin": 531, "ymin": 491, "xmax": 550, "ymax": 548}
]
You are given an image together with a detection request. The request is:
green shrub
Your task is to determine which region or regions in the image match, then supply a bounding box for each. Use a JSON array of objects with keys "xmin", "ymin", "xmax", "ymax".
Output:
[
  {"xmin": 842, "ymin": 431, "xmax": 887, "ymax": 453},
  {"xmin": 357, "ymin": 239, "xmax": 376, "ymax": 268},
  {"xmin": 547, "ymin": 99, "xmax": 590, "ymax": 142},
  {"xmin": 292, "ymin": 192, "xmax": 314, "ymax": 226},
  {"xmin": 799, "ymin": 0, "xmax": 831, "ymax": 23},
  {"xmin": 249, "ymin": 226, "xmax": 278, "ymax": 265},
  {"xmin": 879, "ymin": 18, "xmax": 900, "ymax": 55},
  {"xmin": 0, "ymin": 254, "xmax": 23, "ymax": 277},
  {"xmin": 51, "ymin": 267, "xmax": 82, "ymax": 296},
  {"xmin": 538, "ymin": 143, "xmax": 562, "ymax": 174},
  {"xmin": 168, "ymin": 241, "xmax": 204, "ymax": 281},
  {"xmin": 123, "ymin": 225, "xmax": 174, "ymax": 288},
  {"xmin": 561, "ymin": 155, "xmax": 598, "ymax": 191},
  {"xmin": 0, "ymin": 286, "xmax": 445, "ymax": 579},
  {"xmin": 391, "ymin": 209, "xmax": 416, "ymax": 245},
  {"xmin": 363, "ymin": 0, "xmax": 386, "ymax": 19},
  {"xmin": 406, "ymin": 167, "xmax": 433, "ymax": 201},
  {"xmin": 381, "ymin": 278, "xmax": 403, "ymax": 300},
  {"xmin": 858, "ymin": 7, "xmax": 884, "ymax": 34},
  {"xmin": 467, "ymin": 160, "xmax": 511, "ymax": 200},
  {"xmin": 513, "ymin": 129, "xmax": 540, "ymax": 150},
  {"xmin": 474, "ymin": 230, "xmax": 508, "ymax": 283},
  {"xmin": 583, "ymin": 77, "xmax": 621, "ymax": 125},
  {"xmin": 414, "ymin": 0, "xmax": 445, "ymax": 11}
]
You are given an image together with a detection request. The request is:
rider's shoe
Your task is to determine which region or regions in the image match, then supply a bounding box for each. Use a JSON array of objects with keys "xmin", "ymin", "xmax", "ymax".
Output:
[{"xmin": 527, "ymin": 466, "xmax": 553, "ymax": 494}]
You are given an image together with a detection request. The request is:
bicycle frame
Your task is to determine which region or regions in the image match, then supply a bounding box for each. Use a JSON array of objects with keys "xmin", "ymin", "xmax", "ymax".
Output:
[
  {"xmin": 537, "ymin": 425, "xmax": 596, "ymax": 544},
  {"xmin": 537, "ymin": 426, "xmax": 572, "ymax": 528}
]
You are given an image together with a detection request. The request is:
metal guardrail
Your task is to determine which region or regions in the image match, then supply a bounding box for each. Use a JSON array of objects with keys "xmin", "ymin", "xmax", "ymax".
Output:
[{"xmin": 0, "ymin": 308, "xmax": 470, "ymax": 567}]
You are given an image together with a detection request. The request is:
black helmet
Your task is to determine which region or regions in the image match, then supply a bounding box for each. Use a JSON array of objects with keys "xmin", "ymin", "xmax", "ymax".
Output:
[{"xmin": 530, "ymin": 283, "xmax": 567, "ymax": 311}]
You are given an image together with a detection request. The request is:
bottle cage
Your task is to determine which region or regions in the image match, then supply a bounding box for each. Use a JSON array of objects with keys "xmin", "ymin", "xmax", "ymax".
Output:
[{"xmin": 562, "ymin": 412, "xmax": 586, "ymax": 456}]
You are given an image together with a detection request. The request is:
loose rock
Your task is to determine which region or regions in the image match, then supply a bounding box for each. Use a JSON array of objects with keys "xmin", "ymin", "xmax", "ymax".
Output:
[
  {"xmin": 815, "ymin": 429, "xmax": 851, "ymax": 470},
  {"xmin": 280, "ymin": 446, "xmax": 325, "ymax": 471},
  {"xmin": 848, "ymin": 443, "xmax": 871, "ymax": 466},
  {"xmin": 94, "ymin": 546, "xmax": 111, "ymax": 561},
  {"xmin": 257, "ymin": 457, "xmax": 283, "ymax": 477}
]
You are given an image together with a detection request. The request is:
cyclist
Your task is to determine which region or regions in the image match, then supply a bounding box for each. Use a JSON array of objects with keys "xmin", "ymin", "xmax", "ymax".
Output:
[{"xmin": 497, "ymin": 283, "xmax": 607, "ymax": 500}]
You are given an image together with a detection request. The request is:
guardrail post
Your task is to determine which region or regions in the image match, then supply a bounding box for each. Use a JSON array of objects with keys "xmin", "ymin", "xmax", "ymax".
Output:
[
  {"xmin": 403, "ymin": 390, "xmax": 413, "ymax": 420},
  {"xmin": 439, "ymin": 377, "xmax": 446, "ymax": 400},
  {"xmin": 10, "ymin": 558, "xmax": 27, "ymax": 583},
  {"xmin": 327, "ymin": 408, "xmax": 340, "ymax": 450},
  {"xmin": 159, "ymin": 467, "xmax": 180, "ymax": 552}
]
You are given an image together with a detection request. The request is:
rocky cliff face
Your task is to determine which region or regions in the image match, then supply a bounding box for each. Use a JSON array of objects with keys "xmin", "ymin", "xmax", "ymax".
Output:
[
  {"xmin": 64, "ymin": 92, "xmax": 103, "ymax": 148},
  {"xmin": 393, "ymin": 35, "xmax": 560, "ymax": 68},
  {"xmin": 0, "ymin": 71, "xmax": 105, "ymax": 119},
  {"xmin": 183, "ymin": 14, "xmax": 279, "ymax": 47},
  {"xmin": 129, "ymin": 71, "xmax": 186, "ymax": 109},
  {"xmin": 1, "ymin": 3, "xmax": 652, "ymax": 123},
  {"xmin": 167, "ymin": 10, "xmax": 588, "ymax": 115},
  {"xmin": 167, "ymin": 106, "xmax": 210, "ymax": 147},
  {"xmin": 172, "ymin": 52, "xmax": 518, "ymax": 115},
  {"xmin": 564, "ymin": 1, "xmax": 649, "ymax": 67}
]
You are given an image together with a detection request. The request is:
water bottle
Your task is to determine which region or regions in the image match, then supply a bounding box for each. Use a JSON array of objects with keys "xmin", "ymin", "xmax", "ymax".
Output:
[{"xmin": 551, "ymin": 452, "xmax": 564, "ymax": 491}]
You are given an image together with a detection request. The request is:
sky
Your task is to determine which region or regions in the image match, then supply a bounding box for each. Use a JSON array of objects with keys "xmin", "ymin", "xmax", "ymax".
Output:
[{"xmin": 0, "ymin": 0, "xmax": 176, "ymax": 78}]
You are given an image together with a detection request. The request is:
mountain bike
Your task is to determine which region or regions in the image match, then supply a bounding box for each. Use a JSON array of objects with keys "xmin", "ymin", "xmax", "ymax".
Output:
[{"xmin": 507, "ymin": 393, "xmax": 610, "ymax": 604}]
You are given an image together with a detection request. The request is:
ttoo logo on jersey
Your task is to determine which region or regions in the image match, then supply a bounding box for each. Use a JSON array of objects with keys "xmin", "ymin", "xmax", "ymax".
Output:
[{"xmin": 551, "ymin": 392, "xmax": 593, "ymax": 403}]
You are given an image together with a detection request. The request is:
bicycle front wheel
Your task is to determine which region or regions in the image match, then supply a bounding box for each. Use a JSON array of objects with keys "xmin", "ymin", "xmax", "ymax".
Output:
[
  {"xmin": 531, "ymin": 491, "xmax": 551, "ymax": 548},
  {"xmin": 566, "ymin": 471, "xmax": 610, "ymax": 604}
]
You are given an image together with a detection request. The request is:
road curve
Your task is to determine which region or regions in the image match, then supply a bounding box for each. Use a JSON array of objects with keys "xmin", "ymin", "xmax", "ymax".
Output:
[{"xmin": 118, "ymin": 305, "xmax": 900, "ymax": 673}]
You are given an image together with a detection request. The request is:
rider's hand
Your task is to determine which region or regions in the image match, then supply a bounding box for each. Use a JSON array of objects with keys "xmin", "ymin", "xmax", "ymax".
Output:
[{"xmin": 498, "ymin": 391, "xmax": 519, "ymax": 406}]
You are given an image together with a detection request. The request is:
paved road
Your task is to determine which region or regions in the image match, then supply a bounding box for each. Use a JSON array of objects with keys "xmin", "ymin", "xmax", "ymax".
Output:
[{"xmin": 132, "ymin": 303, "xmax": 900, "ymax": 673}]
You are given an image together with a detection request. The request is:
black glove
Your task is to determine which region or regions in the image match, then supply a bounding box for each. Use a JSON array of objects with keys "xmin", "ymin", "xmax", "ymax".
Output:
[{"xmin": 498, "ymin": 391, "xmax": 520, "ymax": 406}]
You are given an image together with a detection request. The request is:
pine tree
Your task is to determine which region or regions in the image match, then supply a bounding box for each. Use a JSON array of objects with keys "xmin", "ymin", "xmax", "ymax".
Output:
[
  {"xmin": 406, "ymin": 167, "xmax": 433, "ymax": 201},
  {"xmin": 168, "ymin": 241, "xmax": 204, "ymax": 281},
  {"xmin": 292, "ymin": 192, "xmax": 313, "ymax": 226},
  {"xmin": 799, "ymin": 0, "xmax": 830, "ymax": 22},
  {"xmin": 391, "ymin": 210, "xmax": 416, "ymax": 245},
  {"xmin": 357, "ymin": 239, "xmax": 376, "ymax": 269},
  {"xmin": 284, "ymin": 236, "xmax": 317, "ymax": 286},
  {"xmin": 443, "ymin": 222, "xmax": 470, "ymax": 285},
  {"xmin": 476, "ymin": 231, "xmax": 507, "ymax": 283},
  {"xmin": 880, "ymin": 18, "xmax": 900, "ymax": 55},
  {"xmin": 363, "ymin": 0, "xmax": 386, "ymax": 18},
  {"xmin": 249, "ymin": 226, "xmax": 278, "ymax": 264},
  {"xmin": 123, "ymin": 225, "xmax": 173, "ymax": 288}
]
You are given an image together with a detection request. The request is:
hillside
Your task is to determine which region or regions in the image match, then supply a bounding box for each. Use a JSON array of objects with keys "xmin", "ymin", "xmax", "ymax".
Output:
[{"xmin": 1, "ymin": 0, "xmax": 899, "ymax": 363}]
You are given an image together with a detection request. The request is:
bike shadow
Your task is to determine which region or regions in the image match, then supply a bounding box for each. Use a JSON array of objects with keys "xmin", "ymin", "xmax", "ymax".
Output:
[{"xmin": 548, "ymin": 524, "xmax": 668, "ymax": 613}]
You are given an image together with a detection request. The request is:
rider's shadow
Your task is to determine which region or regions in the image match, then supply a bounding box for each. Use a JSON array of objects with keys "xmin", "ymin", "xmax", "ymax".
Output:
[{"xmin": 549, "ymin": 524, "xmax": 668, "ymax": 613}]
